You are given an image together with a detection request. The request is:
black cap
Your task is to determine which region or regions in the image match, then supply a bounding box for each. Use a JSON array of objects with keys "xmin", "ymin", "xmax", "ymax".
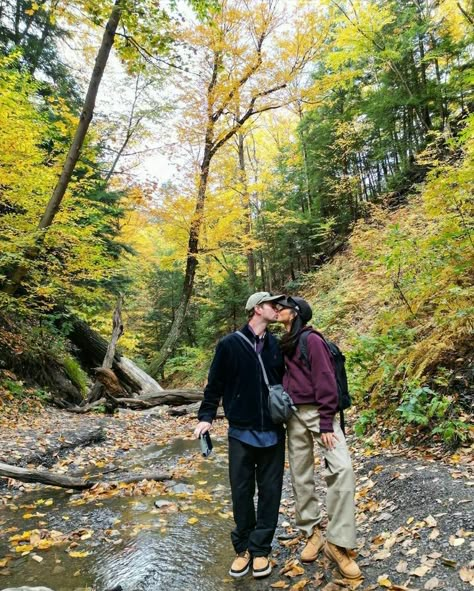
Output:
[{"xmin": 278, "ymin": 296, "xmax": 312, "ymax": 323}]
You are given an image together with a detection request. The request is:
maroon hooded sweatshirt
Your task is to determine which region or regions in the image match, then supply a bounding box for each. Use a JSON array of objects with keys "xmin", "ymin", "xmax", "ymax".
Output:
[{"xmin": 282, "ymin": 327, "xmax": 338, "ymax": 432}]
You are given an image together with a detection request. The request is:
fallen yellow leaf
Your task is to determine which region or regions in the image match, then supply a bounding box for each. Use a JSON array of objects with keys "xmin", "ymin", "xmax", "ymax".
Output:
[
  {"xmin": 15, "ymin": 544, "xmax": 33, "ymax": 553},
  {"xmin": 425, "ymin": 515, "xmax": 437, "ymax": 527},
  {"xmin": 286, "ymin": 564, "xmax": 305, "ymax": 577},
  {"xmin": 187, "ymin": 517, "xmax": 199, "ymax": 525},
  {"xmin": 37, "ymin": 540, "xmax": 53, "ymax": 550},
  {"xmin": 270, "ymin": 582, "xmax": 289, "ymax": 589},
  {"xmin": 396, "ymin": 560, "xmax": 408, "ymax": 573},
  {"xmin": 459, "ymin": 567, "xmax": 474, "ymax": 583},
  {"xmin": 68, "ymin": 551, "xmax": 90, "ymax": 558},
  {"xmin": 377, "ymin": 574, "xmax": 392, "ymax": 588},
  {"xmin": 411, "ymin": 565, "xmax": 430, "ymax": 577},
  {"xmin": 290, "ymin": 579, "xmax": 309, "ymax": 590}
]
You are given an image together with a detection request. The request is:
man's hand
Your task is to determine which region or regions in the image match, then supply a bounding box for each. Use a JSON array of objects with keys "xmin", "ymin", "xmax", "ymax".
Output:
[
  {"xmin": 194, "ymin": 421, "xmax": 212, "ymax": 438},
  {"xmin": 321, "ymin": 431, "xmax": 338, "ymax": 450}
]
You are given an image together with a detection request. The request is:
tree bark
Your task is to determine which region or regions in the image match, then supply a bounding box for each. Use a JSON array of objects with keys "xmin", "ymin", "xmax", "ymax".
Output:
[
  {"xmin": 0, "ymin": 462, "xmax": 171, "ymax": 490},
  {"xmin": 116, "ymin": 389, "xmax": 203, "ymax": 408},
  {"xmin": 147, "ymin": 147, "xmax": 212, "ymax": 377},
  {"xmin": 103, "ymin": 294, "xmax": 124, "ymax": 368},
  {"xmin": 87, "ymin": 294, "xmax": 124, "ymax": 405},
  {"xmin": 3, "ymin": 0, "xmax": 123, "ymax": 296},
  {"xmin": 69, "ymin": 317, "xmax": 163, "ymax": 395},
  {"xmin": 237, "ymin": 133, "xmax": 257, "ymax": 291}
]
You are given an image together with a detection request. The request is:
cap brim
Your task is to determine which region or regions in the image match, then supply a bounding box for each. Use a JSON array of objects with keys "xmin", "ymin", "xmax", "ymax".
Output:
[
  {"xmin": 260, "ymin": 294, "xmax": 284, "ymax": 304},
  {"xmin": 276, "ymin": 296, "xmax": 296, "ymax": 308}
]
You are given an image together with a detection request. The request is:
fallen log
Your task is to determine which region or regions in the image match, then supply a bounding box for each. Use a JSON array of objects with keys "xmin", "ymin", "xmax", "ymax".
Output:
[
  {"xmin": 0, "ymin": 462, "xmax": 171, "ymax": 490},
  {"xmin": 69, "ymin": 317, "xmax": 163, "ymax": 395},
  {"xmin": 65, "ymin": 399, "xmax": 107, "ymax": 414},
  {"xmin": 117, "ymin": 389, "xmax": 203, "ymax": 408},
  {"xmin": 65, "ymin": 389, "xmax": 204, "ymax": 413},
  {"xmin": 168, "ymin": 401, "xmax": 224, "ymax": 418}
]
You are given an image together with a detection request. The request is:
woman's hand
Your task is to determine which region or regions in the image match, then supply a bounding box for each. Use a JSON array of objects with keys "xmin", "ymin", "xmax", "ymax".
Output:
[
  {"xmin": 194, "ymin": 421, "xmax": 212, "ymax": 438},
  {"xmin": 321, "ymin": 431, "xmax": 338, "ymax": 450}
]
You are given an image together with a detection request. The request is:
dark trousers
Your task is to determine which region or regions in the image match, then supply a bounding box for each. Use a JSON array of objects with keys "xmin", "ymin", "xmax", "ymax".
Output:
[{"xmin": 228, "ymin": 436, "xmax": 285, "ymax": 557}]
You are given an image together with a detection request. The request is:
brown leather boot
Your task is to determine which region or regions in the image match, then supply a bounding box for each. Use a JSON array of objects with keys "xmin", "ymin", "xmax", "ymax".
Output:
[
  {"xmin": 252, "ymin": 556, "xmax": 272, "ymax": 578},
  {"xmin": 301, "ymin": 527, "xmax": 324, "ymax": 562},
  {"xmin": 229, "ymin": 550, "xmax": 250, "ymax": 578},
  {"xmin": 324, "ymin": 542, "xmax": 361, "ymax": 579}
]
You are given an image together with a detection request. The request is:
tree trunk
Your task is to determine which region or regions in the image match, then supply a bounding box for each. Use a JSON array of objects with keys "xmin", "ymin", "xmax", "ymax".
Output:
[
  {"xmin": 148, "ymin": 149, "xmax": 212, "ymax": 377},
  {"xmin": 68, "ymin": 317, "xmax": 163, "ymax": 395},
  {"xmin": 0, "ymin": 462, "xmax": 171, "ymax": 490},
  {"xmin": 145, "ymin": 6, "xmax": 315, "ymax": 374},
  {"xmin": 3, "ymin": 0, "xmax": 123, "ymax": 296},
  {"xmin": 457, "ymin": 1, "xmax": 474, "ymax": 26},
  {"xmin": 102, "ymin": 294, "xmax": 124, "ymax": 368},
  {"xmin": 237, "ymin": 133, "xmax": 257, "ymax": 291}
]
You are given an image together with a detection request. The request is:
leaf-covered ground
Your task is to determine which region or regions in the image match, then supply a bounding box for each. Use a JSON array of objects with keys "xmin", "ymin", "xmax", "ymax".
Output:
[{"xmin": 0, "ymin": 403, "xmax": 472, "ymax": 590}]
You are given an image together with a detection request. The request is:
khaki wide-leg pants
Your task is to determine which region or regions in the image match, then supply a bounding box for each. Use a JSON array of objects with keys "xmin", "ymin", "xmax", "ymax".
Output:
[{"xmin": 287, "ymin": 404, "xmax": 356, "ymax": 549}]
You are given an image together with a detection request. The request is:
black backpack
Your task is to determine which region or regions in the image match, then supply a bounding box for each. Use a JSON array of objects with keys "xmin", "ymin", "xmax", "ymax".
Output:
[{"xmin": 298, "ymin": 329, "xmax": 351, "ymax": 432}]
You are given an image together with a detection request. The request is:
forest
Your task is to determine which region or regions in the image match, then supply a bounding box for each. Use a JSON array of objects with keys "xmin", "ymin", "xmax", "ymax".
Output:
[
  {"xmin": 1, "ymin": 0, "xmax": 471, "ymax": 443},
  {"xmin": 0, "ymin": 1, "xmax": 473, "ymax": 590}
]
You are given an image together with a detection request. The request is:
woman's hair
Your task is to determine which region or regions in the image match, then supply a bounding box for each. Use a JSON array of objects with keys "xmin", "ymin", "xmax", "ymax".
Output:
[{"xmin": 280, "ymin": 313, "xmax": 305, "ymax": 357}]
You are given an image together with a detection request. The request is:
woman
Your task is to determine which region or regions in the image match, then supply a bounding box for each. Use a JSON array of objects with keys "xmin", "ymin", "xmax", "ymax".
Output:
[{"xmin": 277, "ymin": 296, "xmax": 361, "ymax": 580}]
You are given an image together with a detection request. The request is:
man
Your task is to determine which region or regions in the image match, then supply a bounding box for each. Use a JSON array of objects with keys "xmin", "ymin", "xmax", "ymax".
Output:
[{"xmin": 194, "ymin": 292, "xmax": 285, "ymax": 579}]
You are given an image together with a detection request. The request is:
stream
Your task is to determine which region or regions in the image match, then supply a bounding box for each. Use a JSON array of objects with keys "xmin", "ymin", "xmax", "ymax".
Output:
[{"xmin": 0, "ymin": 437, "xmax": 279, "ymax": 591}]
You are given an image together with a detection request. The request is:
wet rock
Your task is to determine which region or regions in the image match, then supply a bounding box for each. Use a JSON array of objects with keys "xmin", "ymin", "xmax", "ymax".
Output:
[
  {"xmin": 154, "ymin": 499, "xmax": 174, "ymax": 508},
  {"xmin": 2, "ymin": 587, "xmax": 56, "ymax": 591},
  {"xmin": 168, "ymin": 483, "xmax": 195, "ymax": 494}
]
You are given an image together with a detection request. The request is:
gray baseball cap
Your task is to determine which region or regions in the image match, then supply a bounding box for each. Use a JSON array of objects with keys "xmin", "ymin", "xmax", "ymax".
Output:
[{"xmin": 245, "ymin": 291, "xmax": 284, "ymax": 311}]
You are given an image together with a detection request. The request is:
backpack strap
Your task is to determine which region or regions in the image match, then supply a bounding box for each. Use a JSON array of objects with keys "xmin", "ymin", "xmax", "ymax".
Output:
[
  {"xmin": 298, "ymin": 328, "xmax": 346, "ymax": 436},
  {"xmin": 298, "ymin": 329, "xmax": 312, "ymax": 368},
  {"xmin": 235, "ymin": 331, "xmax": 270, "ymax": 388}
]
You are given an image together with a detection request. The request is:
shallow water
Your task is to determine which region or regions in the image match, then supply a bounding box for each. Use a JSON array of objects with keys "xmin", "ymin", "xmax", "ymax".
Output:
[{"xmin": 0, "ymin": 437, "xmax": 275, "ymax": 591}]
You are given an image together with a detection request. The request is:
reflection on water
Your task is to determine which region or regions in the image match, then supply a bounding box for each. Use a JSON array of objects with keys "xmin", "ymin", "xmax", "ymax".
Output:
[{"xmin": 0, "ymin": 437, "xmax": 284, "ymax": 591}]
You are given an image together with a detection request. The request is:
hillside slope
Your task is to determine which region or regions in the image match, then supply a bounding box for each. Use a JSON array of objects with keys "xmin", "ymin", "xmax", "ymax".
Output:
[{"xmin": 301, "ymin": 119, "xmax": 473, "ymax": 446}]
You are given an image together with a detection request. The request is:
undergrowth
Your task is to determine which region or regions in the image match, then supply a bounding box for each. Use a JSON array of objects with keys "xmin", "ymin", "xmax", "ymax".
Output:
[{"xmin": 303, "ymin": 117, "xmax": 474, "ymax": 447}]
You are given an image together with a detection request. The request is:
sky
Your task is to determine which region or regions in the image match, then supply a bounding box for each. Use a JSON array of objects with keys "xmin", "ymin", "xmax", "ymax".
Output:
[{"xmin": 59, "ymin": 18, "xmax": 178, "ymax": 186}]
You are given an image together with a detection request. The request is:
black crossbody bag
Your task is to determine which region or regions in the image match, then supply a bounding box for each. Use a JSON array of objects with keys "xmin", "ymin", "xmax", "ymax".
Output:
[{"xmin": 235, "ymin": 331, "xmax": 296, "ymax": 424}]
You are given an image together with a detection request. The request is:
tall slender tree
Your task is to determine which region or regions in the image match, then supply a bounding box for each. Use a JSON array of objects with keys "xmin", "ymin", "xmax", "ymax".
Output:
[{"xmin": 148, "ymin": 0, "xmax": 326, "ymax": 375}]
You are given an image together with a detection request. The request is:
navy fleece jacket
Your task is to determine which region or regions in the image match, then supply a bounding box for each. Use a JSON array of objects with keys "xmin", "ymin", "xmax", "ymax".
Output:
[{"xmin": 198, "ymin": 324, "xmax": 284, "ymax": 431}]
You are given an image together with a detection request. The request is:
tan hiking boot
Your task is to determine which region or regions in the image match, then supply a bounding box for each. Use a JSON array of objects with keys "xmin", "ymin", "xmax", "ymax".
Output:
[
  {"xmin": 229, "ymin": 550, "xmax": 251, "ymax": 578},
  {"xmin": 301, "ymin": 527, "xmax": 324, "ymax": 562},
  {"xmin": 252, "ymin": 556, "xmax": 272, "ymax": 578},
  {"xmin": 324, "ymin": 541, "xmax": 361, "ymax": 579}
]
